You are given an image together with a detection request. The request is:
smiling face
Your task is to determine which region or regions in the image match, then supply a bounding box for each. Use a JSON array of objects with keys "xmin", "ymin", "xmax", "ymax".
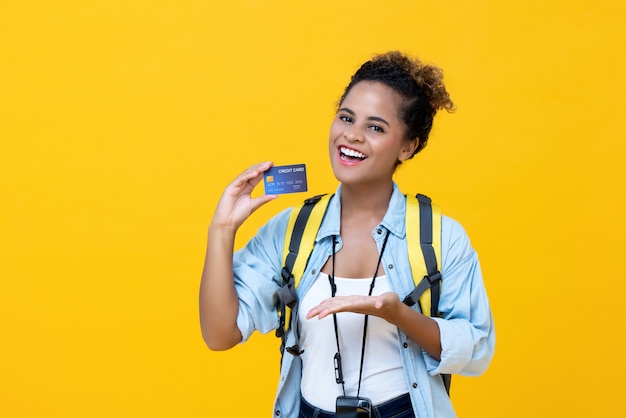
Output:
[{"xmin": 329, "ymin": 81, "xmax": 418, "ymax": 187}]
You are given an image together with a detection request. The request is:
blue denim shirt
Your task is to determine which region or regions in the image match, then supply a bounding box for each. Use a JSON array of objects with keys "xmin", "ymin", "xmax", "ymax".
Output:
[{"xmin": 233, "ymin": 183, "xmax": 495, "ymax": 418}]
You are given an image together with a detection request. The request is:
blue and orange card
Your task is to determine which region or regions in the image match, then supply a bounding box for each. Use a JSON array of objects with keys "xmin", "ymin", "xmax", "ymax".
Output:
[{"xmin": 263, "ymin": 164, "xmax": 308, "ymax": 195}]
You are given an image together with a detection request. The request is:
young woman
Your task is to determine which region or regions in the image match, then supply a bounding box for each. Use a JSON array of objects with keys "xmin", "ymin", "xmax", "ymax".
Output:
[{"xmin": 200, "ymin": 51, "xmax": 495, "ymax": 418}]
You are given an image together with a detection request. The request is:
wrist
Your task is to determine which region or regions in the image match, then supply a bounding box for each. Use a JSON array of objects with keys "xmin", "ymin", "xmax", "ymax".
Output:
[
  {"xmin": 208, "ymin": 223, "xmax": 238, "ymax": 247},
  {"xmin": 383, "ymin": 295, "xmax": 406, "ymax": 325},
  {"xmin": 209, "ymin": 221, "xmax": 238, "ymax": 235}
]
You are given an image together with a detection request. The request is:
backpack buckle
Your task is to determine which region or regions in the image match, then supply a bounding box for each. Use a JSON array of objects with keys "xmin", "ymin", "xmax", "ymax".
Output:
[
  {"xmin": 402, "ymin": 291, "xmax": 418, "ymax": 307},
  {"xmin": 304, "ymin": 194, "xmax": 325, "ymax": 205},
  {"xmin": 278, "ymin": 279, "xmax": 298, "ymax": 309},
  {"xmin": 281, "ymin": 267, "xmax": 293, "ymax": 283},
  {"xmin": 286, "ymin": 344, "xmax": 304, "ymax": 356},
  {"xmin": 427, "ymin": 271, "xmax": 442, "ymax": 285}
]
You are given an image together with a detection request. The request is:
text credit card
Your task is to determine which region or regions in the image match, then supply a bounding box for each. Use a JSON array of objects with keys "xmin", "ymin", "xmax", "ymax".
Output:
[{"xmin": 263, "ymin": 164, "xmax": 308, "ymax": 195}]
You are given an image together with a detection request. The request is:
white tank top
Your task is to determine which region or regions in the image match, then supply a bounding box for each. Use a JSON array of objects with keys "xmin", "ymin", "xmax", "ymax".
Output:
[{"xmin": 298, "ymin": 272, "xmax": 408, "ymax": 411}]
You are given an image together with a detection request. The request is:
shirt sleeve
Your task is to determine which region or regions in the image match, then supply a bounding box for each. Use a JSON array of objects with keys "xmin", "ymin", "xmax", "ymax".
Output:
[
  {"xmin": 423, "ymin": 216, "xmax": 496, "ymax": 376},
  {"xmin": 233, "ymin": 208, "xmax": 291, "ymax": 343}
]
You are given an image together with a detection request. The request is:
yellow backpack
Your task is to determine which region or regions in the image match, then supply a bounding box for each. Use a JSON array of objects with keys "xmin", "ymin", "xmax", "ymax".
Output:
[{"xmin": 275, "ymin": 193, "xmax": 450, "ymax": 393}]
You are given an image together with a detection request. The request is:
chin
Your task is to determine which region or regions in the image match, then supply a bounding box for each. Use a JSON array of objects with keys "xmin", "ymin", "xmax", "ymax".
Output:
[{"xmin": 332, "ymin": 171, "xmax": 369, "ymax": 186}]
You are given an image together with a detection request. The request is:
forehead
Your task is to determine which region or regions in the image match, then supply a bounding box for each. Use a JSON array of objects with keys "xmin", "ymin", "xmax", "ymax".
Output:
[{"xmin": 341, "ymin": 81, "xmax": 405, "ymax": 119}]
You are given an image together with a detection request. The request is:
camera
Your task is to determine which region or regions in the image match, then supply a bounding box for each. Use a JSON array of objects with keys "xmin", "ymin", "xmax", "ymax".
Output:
[{"xmin": 336, "ymin": 395, "xmax": 372, "ymax": 418}]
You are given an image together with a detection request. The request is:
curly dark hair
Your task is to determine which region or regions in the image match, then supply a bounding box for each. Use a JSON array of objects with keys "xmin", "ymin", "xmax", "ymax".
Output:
[{"xmin": 338, "ymin": 51, "xmax": 455, "ymax": 157}]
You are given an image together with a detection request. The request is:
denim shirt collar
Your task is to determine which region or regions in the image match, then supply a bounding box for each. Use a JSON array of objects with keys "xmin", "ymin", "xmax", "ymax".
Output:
[{"xmin": 316, "ymin": 182, "xmax": 408, "ymax": 242}]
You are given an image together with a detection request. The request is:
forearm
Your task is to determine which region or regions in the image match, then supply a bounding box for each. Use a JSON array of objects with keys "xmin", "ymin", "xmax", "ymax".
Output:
[
  {"xmin": 390, "ymin": 303, "xmax": 442, "ymax": 361},
  {"xmin": 199, "ymin": 224, "xmax": 243, "ymax": 350},
  {"xmin": 306, "ymin": 292, "xmax": 443, "ymax": 360}
]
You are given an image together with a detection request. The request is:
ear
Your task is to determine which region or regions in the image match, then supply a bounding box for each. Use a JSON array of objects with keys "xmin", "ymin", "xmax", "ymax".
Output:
[{"xmin": 398, "ymin": 138, "xmax": 419, "ymax": 161}]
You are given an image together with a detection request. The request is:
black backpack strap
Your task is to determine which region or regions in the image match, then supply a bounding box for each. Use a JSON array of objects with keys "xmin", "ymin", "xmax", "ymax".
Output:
[
  {"xmin": 402, "ymin": 194, "xmax": 442, "ymax": 316},
  {"xmin": 402, "ymin": 193, "xmax": 450, "ymax": 395},
  {"xmin": 417, "ymin": 193, "xmax": 442, "ymax": 318},
  {"xmin": 279, "ymin": 195, "xmax": 324, "ymax": 309},
  {"xmin": 417, "ymin": 194, "xmax": 450, "ymax": 394},
  {"xmin": 276, "ymin": 194, "xmax": 327, "ymax": 356}
]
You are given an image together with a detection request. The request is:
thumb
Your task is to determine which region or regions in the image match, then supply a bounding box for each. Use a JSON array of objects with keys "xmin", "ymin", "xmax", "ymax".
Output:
[{"xmin": 249, "ymin": 194, "xmax": 278, "ymax": 214}]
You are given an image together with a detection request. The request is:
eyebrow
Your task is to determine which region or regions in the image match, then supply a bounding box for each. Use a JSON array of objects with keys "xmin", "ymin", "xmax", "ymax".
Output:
[{"xmin": 339, "ymin": 107, "xmax": 391, "ymax": 128}]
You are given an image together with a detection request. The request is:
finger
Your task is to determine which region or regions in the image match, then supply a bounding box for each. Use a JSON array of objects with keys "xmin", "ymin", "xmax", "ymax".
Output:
[
  {"xmin": 306, "ymin": 306, "xmax": 321, "ymax": 320},
  {"xmin": 245, "ymin": 161, "xmax": 273, "ymax": 181},
  {"xmin": 245, "ymin": 171, "xmax": 265, "ymax": 189},
  {"xmin": 248, "ymin": 193, "xmax": 279, "ymax": 213},
  {"xmin": 307, "ymin": 300, "xmax": 348, "ymax": 320},
  {"xmin": 230, "ymin": 162, "xmax": 273, "ymax": 191},
  {"xmin": 306, "ymin": 302, "xmax": 332, "ymax": 320}
]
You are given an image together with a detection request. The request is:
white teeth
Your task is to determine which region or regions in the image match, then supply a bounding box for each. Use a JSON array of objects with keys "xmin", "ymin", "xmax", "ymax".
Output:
[{"xmin": 340, "ymin": 146, "xmax": 366, "ymax": 159}]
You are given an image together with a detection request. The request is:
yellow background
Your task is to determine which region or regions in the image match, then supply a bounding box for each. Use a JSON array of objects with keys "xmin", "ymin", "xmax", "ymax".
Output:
[{"xmin": 2, "ymin": 1, "xmax": 625, "ymax": 416}]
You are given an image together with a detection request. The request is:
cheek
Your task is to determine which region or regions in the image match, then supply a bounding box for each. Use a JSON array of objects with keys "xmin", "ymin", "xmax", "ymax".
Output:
[{"xmin": 328, "ymin": 122, "xmax": 341, "ymax": 143}]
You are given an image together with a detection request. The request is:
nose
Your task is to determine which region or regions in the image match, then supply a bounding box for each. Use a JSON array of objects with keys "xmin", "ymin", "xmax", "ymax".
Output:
[{"xmin": 343, "ymin": 126, "xmax": 364, "ymax": 142}]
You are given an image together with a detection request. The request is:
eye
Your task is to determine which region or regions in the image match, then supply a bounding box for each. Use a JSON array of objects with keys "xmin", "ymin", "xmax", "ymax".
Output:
[
  {"xmin": 339, "ymin": 115, "xmax": 353, "ymax": 123},
  {"xmin": 369, "ymin": 125, "xmax": 384, "ymax": 133}
]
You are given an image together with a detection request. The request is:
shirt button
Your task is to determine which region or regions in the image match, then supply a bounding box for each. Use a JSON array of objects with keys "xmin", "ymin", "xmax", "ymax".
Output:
[
  {"xmin": 311, "ymin": 269, "xmax": 316, "ymax": 275},
  {"xmin": 376, "ymin": 228, "xmax": 383, "ymax": 234},
  {"xmin": 412, "ymin": 383, "xmax": 418, "ymax": 389},
  {"xmin": 388, "ymin": 264, "xmax": 394, "ymax": 270},
  {"xmin": 403, "ymin": 342, "xmax": 408, "ymax": 348},
  {"xmin": 275, "ymin": 411, "xmax": 280, "ymax": 416}
]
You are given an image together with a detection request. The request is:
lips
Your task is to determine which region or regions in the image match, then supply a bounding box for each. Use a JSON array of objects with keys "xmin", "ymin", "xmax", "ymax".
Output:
[{"xmin": 339, "ymin": 146, "xmax": 367, "ymax": 163}]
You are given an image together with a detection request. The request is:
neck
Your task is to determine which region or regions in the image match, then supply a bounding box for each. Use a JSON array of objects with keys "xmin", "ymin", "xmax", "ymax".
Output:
[{"xmin": 339, "ymin": 181, "xmax": 394, "ymax": 219}]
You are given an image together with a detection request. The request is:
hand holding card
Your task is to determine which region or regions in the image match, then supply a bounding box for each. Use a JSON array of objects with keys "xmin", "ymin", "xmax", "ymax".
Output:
[{"xmin": 264, "ymin": 164, "xmax": 308, "ymax": 195}]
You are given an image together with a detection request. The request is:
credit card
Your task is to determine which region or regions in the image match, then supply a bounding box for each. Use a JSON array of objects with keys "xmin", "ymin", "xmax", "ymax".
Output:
[{"xmin": 263, "ymin": 164, "xmax": 308, "ymax": 195}]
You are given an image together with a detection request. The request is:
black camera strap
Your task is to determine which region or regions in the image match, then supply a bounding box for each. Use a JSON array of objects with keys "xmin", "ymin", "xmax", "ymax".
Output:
[{"xmin": 329, "ymin": 230, "xmax": 390, "ymax": 397}]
